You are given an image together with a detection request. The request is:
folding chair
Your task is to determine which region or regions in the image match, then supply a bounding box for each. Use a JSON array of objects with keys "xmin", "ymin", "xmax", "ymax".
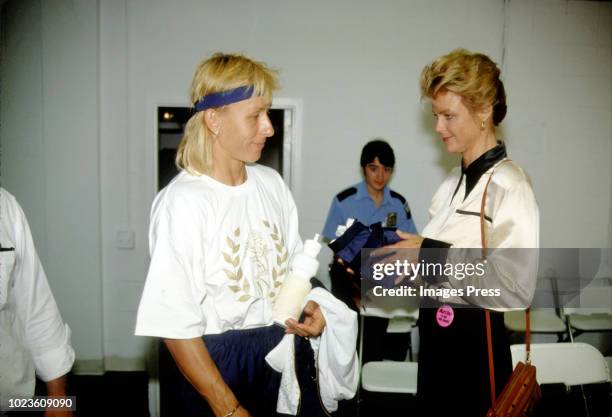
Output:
[
  {"xmin": 361, "ymin": 361, "xmax": 418, "ymax": 394},
  {"xmin": 504, "ymin": 309, "xmax": 567, "ymax": 341},
  {"xmin": 511, "ymin": 343, "xmax": 609, "ymax": 385},
  {"xmin": 564, "ymin": 281, "xmax": 612, "ymax": 350},
  {"xmin": 505, "ymin": 274, "xmax": 569, "ymax": 341},
  {"xmin": 511, "ymin": 343, "xmax": 610, "ymax": 416},
  {"xmin": 357, "ymin": 299, "xmax": 420, "ymax": 403},
  {"xmin": 358, "ymin": 295, "xmax": 420, "ymax": 368}
]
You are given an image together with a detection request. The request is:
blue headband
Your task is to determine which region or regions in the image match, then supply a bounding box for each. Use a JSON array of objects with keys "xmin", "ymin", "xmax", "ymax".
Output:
[{"xmin": 194, "ymin": 85, "xmax": 255, "ymax": 112}]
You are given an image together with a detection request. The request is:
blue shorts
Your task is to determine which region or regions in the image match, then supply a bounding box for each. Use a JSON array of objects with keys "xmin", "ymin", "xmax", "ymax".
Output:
[{"xmin": 160, "ymin": 324, "xmax": 330, "ymax": 417}]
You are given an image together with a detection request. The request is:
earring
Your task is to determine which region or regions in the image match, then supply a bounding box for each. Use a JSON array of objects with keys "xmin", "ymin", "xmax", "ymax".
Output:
[{"xmin": 480, "ymin": 120, "xmax": 485, "ymax": 130}]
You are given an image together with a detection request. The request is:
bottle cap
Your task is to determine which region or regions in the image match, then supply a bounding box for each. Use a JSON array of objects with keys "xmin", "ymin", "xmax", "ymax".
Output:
[{"xmin": 303, "ymin": 234, "xmax": 322, "ymax": 257}]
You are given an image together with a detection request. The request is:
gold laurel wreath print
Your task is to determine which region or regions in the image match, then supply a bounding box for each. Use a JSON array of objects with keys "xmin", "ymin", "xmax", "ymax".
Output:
[{"xmin": 222, "ymin": 221, "xmax": 289, "ymax": 302}]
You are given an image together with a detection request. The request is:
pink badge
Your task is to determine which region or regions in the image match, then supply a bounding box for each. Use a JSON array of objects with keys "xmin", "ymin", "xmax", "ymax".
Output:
[{"xmin": 436, "ymin": 304, "xmax": 454, "ymax": 328}]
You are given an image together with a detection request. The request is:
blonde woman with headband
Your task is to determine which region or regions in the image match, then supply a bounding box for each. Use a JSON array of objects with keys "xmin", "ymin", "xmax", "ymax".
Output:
[
  {"xmin": 386, "ymin": 49, "xmax": 539, "ymax": 416},
  {"xmin": 135, "ymin": 53, "xmax": 342, "ymax": 417}
]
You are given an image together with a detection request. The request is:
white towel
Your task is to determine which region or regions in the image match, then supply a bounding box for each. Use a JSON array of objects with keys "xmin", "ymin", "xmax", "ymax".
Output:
[
  {"xmin": 265, "ymin": 333, "xmax": 300, "ymax": 414},
  {"xmin": 265, "ymin": 287, "xmax": 359, "ymax": 414}
]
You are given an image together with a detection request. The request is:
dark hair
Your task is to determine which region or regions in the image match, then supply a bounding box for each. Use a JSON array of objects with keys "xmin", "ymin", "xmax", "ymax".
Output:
[{"xmin": 360, "ymin": 139, "xmax": 395, "ymax": 168}]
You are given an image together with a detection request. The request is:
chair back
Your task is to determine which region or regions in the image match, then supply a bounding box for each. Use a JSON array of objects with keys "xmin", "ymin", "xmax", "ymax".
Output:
[
  {"xmin": 510, "ymin": 343, "xmax": 610, "ymax": 386},
  {"xmin": 564, "ymin": 281, "xmax": 612, "ymax": 316},
  {"xmin": 361, "ymin": 289, "xmax": 420, "ymax": 320}
]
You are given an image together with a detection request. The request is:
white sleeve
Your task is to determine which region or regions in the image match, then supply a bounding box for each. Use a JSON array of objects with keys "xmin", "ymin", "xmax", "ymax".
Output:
[
  {"xmin": 281, "ymin": 178, "xmax": 303, "ymax": 262},
  {"xmin": 9, "ymin": 198, "xmax": 75, "ymax": 382},
  {"xmin": 135, "ymin": 191, "xmax": 207, "ymax": 339},
  {"xmin": 447, "ymin": 179, "xmax": 540, "ymax": 309}
]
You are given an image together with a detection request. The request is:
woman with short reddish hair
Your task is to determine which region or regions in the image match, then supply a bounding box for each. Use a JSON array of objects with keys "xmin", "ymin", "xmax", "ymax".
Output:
[{"xmin": 390, "ymin": 49, "xmax": 539, "ymax": 416}]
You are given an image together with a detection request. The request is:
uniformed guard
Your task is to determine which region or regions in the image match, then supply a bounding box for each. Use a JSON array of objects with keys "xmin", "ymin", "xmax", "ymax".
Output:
[
  {"xmin": 322, "ymin": 139, "xmax": 417, "ymax": 363},
  {"xmin": 322, "ymin": 140, "xmax": 417, "ymax": 242}
]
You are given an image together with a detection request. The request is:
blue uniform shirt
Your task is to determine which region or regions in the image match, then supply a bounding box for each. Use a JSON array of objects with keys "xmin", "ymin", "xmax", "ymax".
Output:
[{"xmin": 322, "ymin": 181, "xmax": 417, "ymax": 241}]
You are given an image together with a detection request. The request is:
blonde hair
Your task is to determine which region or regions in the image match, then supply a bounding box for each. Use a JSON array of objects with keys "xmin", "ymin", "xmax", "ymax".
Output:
[
  {"xmin": 420, "ymin": 49, "xmax": 507, "ymax": 126},
  {"xmin": 176, "ymin": 53, "xmax": 279, "ymax": 175}
]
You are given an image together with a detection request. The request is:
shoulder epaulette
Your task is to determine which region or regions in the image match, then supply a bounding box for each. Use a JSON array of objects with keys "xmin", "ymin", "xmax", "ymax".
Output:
[
  {"xmin": 336, "ymin": 187, "xmax": 357, "ymax": 202},
  {"xmin": 390, "ymin": 190, "xmax": 406, "ymax": 204}
]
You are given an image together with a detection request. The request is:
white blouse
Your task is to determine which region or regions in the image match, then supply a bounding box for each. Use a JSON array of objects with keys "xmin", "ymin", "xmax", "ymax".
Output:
[{"xmin": 421, "ymin": 157, "xmax": 540, "ymax": 310}]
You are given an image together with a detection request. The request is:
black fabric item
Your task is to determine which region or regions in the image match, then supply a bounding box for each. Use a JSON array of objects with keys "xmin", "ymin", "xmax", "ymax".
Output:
[
  {"xmin": 455, "ymin": 209, "xmax": 493, "ymax": 223},
  {"xmin": 360, "ymin": 315, "xmax": 411, "ymax": 363},
  {"xmin": 360, "ymin": 315, "xmax": 390, "ymax": 363},
  {"xmin": 450, "ymin": 174, "xmax": 464, "ymax": 203},
  {"xmin": 293, "ymin": 334, "xmax": 330, "ymax": 417},
  {"xmin": 462, "ymin": 142, "xmax": 507, "ymax": 199},
  {"xmin": 329, "ymin": 221, "xmax": 401, "ymax": 278},
  {"xmin": 416, "ymin": 300, "xmax": 512, "ymax": 417},
  {"xmin": 328, "ymin": 262, "xmax": 409, "ymax": 364},
  {"xmin": 329, "ymin": 260, "xmax": 359, "ymax": 312},
  {"xmin": 420, "ymin": 237, "xmax": 451, "ymax": 250},
  {"xmin": 418, "ymin": 238, "xmax": 451, "ymax": 284},
  {"xmin": 159, "ymin": 325, "xmax": 327, "ymax": 417},
  {"xmin": 310, "ymin": 276, "xmax": 327, "ymax": 290}
]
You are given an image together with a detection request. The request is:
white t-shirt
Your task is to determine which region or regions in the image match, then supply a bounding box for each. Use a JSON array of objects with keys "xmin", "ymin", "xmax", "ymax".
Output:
[
  {"xmin": 135, "ymin": 165, "xmax": 302, "ymax": 338},
  {"xmin": 0, "ymin": 188, "xmax": 75, "ymax": 410}
]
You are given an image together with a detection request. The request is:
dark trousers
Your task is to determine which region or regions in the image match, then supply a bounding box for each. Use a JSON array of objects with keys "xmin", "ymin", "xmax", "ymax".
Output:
[
  {"xmin": 417, "ymin": 301, "xmax": 512, "ymax": 417},
  {"xmin": 160, "ymin": 325, "xmax": 329, "ymax": 417},
  {"xmin": 330, "ymin": 261, "xmax": 411, "ymax": 363}
]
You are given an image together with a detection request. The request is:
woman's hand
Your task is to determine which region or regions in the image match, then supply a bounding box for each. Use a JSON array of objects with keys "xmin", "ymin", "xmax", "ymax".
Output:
[
  {"xmin": 285, "ymin": 300, "xmax": 326, "ymax": 337},
  {"xmin": 372, "ymin": 230, "xmax": 424, "ymax": 259},
  {"xmin": 388, "ymin": 230, "xmax": 425, "ymax": 249},
  {"xmin": 369, "ymin": 230, "xmax": 424, "ymax": 285}
]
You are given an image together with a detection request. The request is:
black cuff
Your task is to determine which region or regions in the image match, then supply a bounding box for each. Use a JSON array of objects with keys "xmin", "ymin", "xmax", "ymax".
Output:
[
  {"xmin": 421, "ymin": 237, "xmax": 451, "ymax": 249},
  {"xmin": 418, "ymin": 238, "xmax": 451, "ymax": 283},
  {"xmin": 310, "ymin": 277, "xmax": 328, "ymax": 290},
  {"xmin": 328, "ymin": 221, "xmax": 368, "ymax": 253}
]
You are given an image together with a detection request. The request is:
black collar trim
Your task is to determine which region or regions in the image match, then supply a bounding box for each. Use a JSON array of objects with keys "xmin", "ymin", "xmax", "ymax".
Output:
[{"xmin": 461, "ymin": 142, "xmax": 507, "ymax": 199}]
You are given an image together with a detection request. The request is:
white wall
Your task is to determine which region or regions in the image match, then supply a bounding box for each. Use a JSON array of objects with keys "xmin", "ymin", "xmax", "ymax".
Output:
[
  {"xmin": 0, "ymin": 0, "xmax": 46, "ymax": 242},
  {"xmin": 1, "ymin": 0, "xmax": 611, "ymax": 371},
  {"xmin": 1, "ymin": 0, "xmax": 104, "ymax": 371},
  {"xmin": 504, "ymin": 0, "xmax": 612, "ymax": 248}
]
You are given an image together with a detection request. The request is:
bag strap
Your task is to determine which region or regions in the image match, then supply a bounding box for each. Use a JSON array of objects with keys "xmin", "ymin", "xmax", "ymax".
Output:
[
  {"xmin": 482, "ymin": 169, "xmax": 497, "ymax": 405},
  {"xmin": 481, "ymin": 159, "xmax": 532, "ymax": 407},
  {"xmin": 525, "ymin": 308, "xmax": 531, "ymax": 363}
]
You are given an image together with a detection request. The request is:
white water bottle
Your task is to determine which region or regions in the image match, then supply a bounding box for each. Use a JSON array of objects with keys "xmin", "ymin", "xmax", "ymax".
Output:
[{"xmin": 272, "ymin": 234, "xmax": 322, "ymax": 326}]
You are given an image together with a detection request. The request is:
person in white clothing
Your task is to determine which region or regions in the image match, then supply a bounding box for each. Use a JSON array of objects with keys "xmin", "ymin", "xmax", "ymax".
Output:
[
  {"xmin": 0, "ymin": 187, "xmax": 75, "ymax": 417},
  {"xmin": 384, "ymin": 49, "xmax": 539, "ymax": 416},
  {"xmin": 135, "ymin": 53, "xmax": 329, "ymax": 417}
]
